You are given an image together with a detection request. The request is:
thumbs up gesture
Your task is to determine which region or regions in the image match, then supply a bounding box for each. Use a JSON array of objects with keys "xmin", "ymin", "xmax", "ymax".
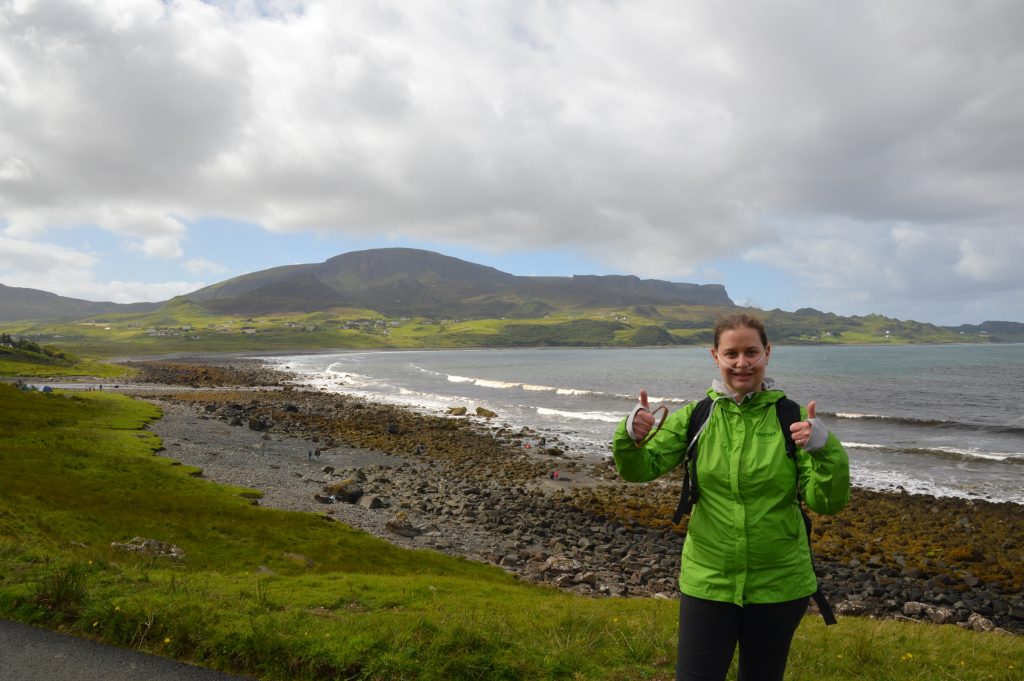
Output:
[
  {"xmin": 632, "ymin": 389, "xmax": 657, "ymax": 441},
  {"xmin": 789, "ymin": 400, "xmax": 817, "ymax": 449}
]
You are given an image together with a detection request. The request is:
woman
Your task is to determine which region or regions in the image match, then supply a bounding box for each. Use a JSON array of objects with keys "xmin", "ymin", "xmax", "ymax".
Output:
[{"xmin": 612, "ymin": 313, "xmax": 850, "ymax": 681}]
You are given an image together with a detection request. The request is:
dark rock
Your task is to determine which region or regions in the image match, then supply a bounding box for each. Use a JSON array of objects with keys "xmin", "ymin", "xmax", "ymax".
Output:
[
  {"xmin": 325, "ymin": 480, "xmax": 363, "ymax": 503},
  {"xmin": 248, "ymin": 416, "xmax": 272, "ymax": 431}
]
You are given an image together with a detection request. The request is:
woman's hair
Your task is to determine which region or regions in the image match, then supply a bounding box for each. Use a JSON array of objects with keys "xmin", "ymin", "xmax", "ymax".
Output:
[{"xmin": 713, "ymin": 312, "xmax": 769, "ymax": 348}]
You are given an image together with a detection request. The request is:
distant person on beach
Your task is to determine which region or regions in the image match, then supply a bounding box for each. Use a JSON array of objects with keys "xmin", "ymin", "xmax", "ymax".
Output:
[{"xmin": 612, "ymin": 313, "xmax": 850, "ymax": 681}]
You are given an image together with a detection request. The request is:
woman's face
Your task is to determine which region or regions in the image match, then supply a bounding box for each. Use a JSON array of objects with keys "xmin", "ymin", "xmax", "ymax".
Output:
[{"xmin": 711, "ymin": 325, "xmax": 771, "ymax": 397}]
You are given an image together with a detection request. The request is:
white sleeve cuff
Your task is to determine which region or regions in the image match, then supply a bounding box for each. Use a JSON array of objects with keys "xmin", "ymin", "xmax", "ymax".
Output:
[
  {"xmin": 625, "ymin": 403, "xmax": 647, "ymax": 442},
  {"xmin": 805, "ymin": 417, "xmax": 829, "ymax": 452}
]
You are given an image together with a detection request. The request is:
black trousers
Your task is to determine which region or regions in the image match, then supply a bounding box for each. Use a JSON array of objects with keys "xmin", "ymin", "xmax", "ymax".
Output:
[{"xmin": 676, "ymin": 594, "xmax": 809, "ymax": 681}]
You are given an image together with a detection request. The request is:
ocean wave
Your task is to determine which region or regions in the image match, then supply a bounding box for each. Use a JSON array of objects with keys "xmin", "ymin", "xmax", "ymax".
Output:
[
  {"xmin": 646, "ymin": 396, "xmax": 691, "ymax": 405},
  {"xmin": 475, "ymin": 379, "xmax": 521, "ymax": 389},
  {"xmin": 311, "ymin": 367, "xmax": 375, "ymax": 388},
  {"xmin": 844, "ymin": 441, "xmax": 1022, "ymax": 464},
  {"xmin": 536, "ymin": 407, "xmax": 623, "ymax": 423},
  {"xmin": 832, "ymin": 411, "xmax": 1024, "ymax": 436},
  {"xmin": 522, "ymin": 384, "xmax": 556, "ymax": 392},
  {"xmin": 848, "ymin": 464, "xmax": 1021, "ymax": 503}
]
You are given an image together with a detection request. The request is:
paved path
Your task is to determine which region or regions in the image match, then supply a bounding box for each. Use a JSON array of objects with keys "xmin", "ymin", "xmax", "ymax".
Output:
[{"xmin": 0, "ymin": 619, "xmax": 254, "ymax": 681}]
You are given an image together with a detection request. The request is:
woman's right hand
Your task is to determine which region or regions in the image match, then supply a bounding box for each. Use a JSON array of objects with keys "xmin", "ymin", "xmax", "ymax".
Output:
[{"xmin": 632, "ymin": 389, "xmax": 656, "ymax": 440}]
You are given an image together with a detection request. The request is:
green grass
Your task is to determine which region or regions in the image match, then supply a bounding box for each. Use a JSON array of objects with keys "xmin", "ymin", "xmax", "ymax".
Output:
[
  {"xmin": 0, "ymin": 384, "xmax": 1020, "ymax": 680},
  {"xmin": 2, "ymin": 301, "xmax": 986, "ymax": 361},
  {"xmin": 0, "ymin": 345, "xmax": 131, "ymax": 379}
]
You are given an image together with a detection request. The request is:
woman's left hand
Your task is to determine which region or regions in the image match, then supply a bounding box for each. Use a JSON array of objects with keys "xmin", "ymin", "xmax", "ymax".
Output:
[{"xmin": 789, "ymin": 400, "xmax": 817, "ymax": 449}]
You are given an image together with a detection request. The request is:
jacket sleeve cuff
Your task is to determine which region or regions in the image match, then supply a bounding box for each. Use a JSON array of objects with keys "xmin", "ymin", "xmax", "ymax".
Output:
[
  {"xmin": 625, "ymin": 403, "xmax": 647, "ymax": 442},
  {"xmin": 805, "ymin": 417, "xmax": 829, "ymax": 452}
]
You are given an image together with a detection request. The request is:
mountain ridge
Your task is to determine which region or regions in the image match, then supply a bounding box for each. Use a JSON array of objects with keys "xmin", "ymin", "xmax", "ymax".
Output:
[
  {"xmin": 182, "ymin": 248, "xmax": 734, "ymax": 318},
  {"xmin": 1, "ymin": 249, "xmax": 1019, "ymax": 335},
  {"xmin": 0, "ymin": 283, "xmax": 161, "ymax": 323}
]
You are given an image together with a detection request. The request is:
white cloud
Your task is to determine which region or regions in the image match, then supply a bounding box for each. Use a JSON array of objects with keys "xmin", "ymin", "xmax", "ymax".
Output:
[
  {"xmin": 66, "ymin": 279, "xmax": 205, "ymax": 305},
  {"xmin": 182, "ymin": 257, "xmax": 228, "ymax": 276},
  {"xmin": 0, "ymin": 235, "xmax": 201, "ymax": 303},
  {"xmin": 0, "ymin": 1, "xmax": 1023, "ymax": 322},
  {"xmin": 743, "ymin": 220, "xmax": 1024, "ymax": 323},
  {"xmin": 0, "ymin": 235, "xmax": 97, "ymax": 279}
]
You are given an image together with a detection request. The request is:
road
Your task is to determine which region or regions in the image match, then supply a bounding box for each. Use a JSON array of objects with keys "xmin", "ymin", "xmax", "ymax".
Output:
[{"xmin": 0, "ymin": 619, "xmax": 254, "ymax": 681}]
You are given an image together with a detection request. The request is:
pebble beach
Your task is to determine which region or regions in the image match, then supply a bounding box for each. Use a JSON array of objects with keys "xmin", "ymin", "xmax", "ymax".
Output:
[{"xmin": 128, "ymin": 359, "xmax": 1023, "ymax": 635}]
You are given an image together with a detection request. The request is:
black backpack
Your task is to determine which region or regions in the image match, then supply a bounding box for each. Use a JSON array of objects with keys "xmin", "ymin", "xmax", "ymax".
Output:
[{"xmin": 672, "ymin": 396, "xmax": 837, "ymax": 625}]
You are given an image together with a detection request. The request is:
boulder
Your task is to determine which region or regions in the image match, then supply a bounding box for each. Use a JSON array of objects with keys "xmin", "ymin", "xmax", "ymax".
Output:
[
  {"xmin": 475, "ymin": 407, "xmax": 497, "ymax": 418},
  {"xmin": 966, "ymin": 612, "xmax": 996, "ymax": 632},
  {"xmin": 248, "ymin": 416, "xmax": 272, "ymax": 431},
  {"xmin": 324, "ymin": 479, "xmax": 363, "ymax": 503},
  {"xmin": 903, "ymin": 602, "xmax": 957, "ymax": 625},
  {"xmin": 358, "ymin": 495, "xmax": 386, "ymax": 510},
  {"xmin": 541, "ymin": 555, "xmax": 582, "ymax": 573},
  {"xmin": 385, "ymin": 516, "xmax": 422, "ymax": 538},
  {"xmin": 110, "ymin": 537, "xmax": 184, "ymax": 560}
]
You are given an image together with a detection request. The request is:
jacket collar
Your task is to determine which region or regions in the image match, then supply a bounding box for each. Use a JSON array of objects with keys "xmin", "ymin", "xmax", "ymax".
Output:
[{"xmin": 711, "ymin": 376, "xmax": 777, "ymax": 404}]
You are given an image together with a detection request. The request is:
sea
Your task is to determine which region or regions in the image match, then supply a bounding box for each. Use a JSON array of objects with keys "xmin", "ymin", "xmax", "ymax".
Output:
[{"xmin": 266, "ymin": 344, "xmax": 1024, "ymax": 505}]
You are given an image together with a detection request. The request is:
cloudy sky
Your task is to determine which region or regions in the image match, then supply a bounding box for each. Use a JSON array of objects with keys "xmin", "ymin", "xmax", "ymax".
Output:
[{"xmin": 2, "ymin": 0, "xmax": 1023, "ymax": 326}]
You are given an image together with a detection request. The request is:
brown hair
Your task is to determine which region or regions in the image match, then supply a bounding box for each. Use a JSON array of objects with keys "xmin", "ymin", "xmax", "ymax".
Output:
[{"xmin": 713, "ymin": 312, "xmax": 769, "ymax": 348}]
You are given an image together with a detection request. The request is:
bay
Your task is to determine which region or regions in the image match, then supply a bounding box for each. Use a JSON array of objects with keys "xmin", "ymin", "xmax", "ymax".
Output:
[{"xmin": 269, "ymin": 344, "xmax": 1024, "ymax": 505}]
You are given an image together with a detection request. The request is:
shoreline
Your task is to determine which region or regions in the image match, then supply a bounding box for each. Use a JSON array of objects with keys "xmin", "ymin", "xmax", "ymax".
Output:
[{"xmin": 120, "ymin": 359, "xmax": 1024, "ymax": 635}]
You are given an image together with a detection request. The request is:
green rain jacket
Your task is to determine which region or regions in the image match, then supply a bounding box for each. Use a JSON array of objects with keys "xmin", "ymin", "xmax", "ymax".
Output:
[{"xmin": 612, "ymin": 385, "xmax": 850, "ymax": 606}]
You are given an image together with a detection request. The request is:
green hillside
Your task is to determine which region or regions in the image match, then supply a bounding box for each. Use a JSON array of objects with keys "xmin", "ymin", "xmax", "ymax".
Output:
[{"xmin": 0, "ymin": 301, "xmax": 982, "ymax": 370}]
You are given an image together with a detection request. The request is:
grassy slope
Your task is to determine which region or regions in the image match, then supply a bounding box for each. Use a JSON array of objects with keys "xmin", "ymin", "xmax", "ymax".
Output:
[
  {"xmin": 2, "ymin": 302, "xmax": 983, "ymax": 366},
  {"xmin": 0, "ymin": 385, "xmax": 1020, "ymax": 680},
  {"xmin": 0, "ymin": 345, "xmax": 131, "ymax": 379}
]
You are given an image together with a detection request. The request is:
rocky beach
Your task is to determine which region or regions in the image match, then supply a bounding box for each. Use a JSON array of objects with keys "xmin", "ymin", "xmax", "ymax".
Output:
[{"xmin": 129, "ymin": 359, "xmax": 1024, "ymax": 635}]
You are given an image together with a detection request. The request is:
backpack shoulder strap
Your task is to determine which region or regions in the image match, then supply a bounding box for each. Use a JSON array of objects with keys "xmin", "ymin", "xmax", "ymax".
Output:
[
  {"xmin": 774, "ymin": 397, "xmax": 802, "ymax": 459},
  {"xmin": 776, "ymin": 396, "xmax": 838, "ymax": 625},
  {"xmin": 685, "ymin": 396, "xmax": 715, "ymax": 449},
  {"xmin": 672, "ymin": 396, "xmax": 714, "ymax": 524}
]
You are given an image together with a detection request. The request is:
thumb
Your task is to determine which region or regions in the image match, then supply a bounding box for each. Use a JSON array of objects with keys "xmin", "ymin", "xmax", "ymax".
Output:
[
  {"xmin": 807, "ymin": 400, "xmax": 817, "ymax": 420},
  {"xmin": 639, "ymin": 390, "xmax": 650, "ymax": 410}
]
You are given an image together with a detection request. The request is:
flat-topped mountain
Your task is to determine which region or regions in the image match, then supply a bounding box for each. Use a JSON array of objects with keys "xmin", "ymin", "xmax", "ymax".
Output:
[
  {"xmin": 0, "ymin": 249, "xmax": 1005, "ymax": 346},
  {"xmin": 184, "ymin": 248, "xmax": 734, "ymax": 317}
]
